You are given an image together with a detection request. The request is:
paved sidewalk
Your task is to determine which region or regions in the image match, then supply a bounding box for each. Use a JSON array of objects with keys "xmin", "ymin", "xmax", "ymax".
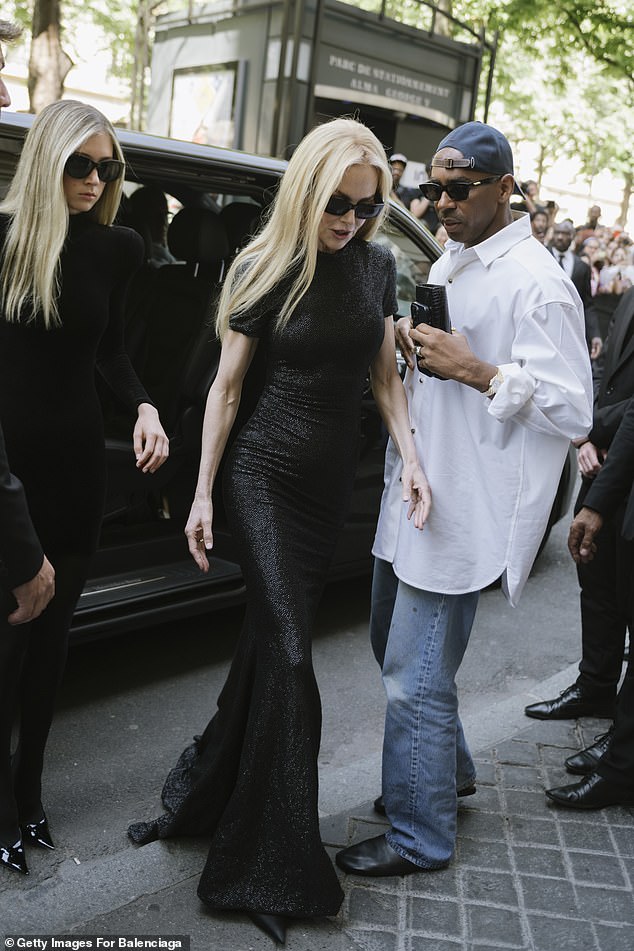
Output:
[
  {"xmin": 329, "ymin": 715, "xmax": 634, "ymax": 951},
  {"xmin": 2, "ymin": 672, "xmax": 633, "ymax": 949}
]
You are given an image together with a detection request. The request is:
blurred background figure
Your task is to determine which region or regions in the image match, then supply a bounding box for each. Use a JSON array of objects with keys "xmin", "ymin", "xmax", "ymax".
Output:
[
  {"xmin": 127, "ymin": 185, "xmax": 176, "ymax": 268},
  {"xmin": 575, "ymin": 205, "xmax": 603, "ymax": 250},
  {"xmin": 389, "ymin": 153, "xmax": 419, "ymax": 210},
  {"xmin": 530, "ymin": 208, "xmax": 550, "ymax": 244},
  {"xmin": 550, "ymin": 220, "xmax": 601, "ymax": 359}
]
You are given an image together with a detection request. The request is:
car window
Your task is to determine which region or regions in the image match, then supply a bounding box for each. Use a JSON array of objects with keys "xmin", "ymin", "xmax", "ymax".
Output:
[{"xmin": 377, "ymin": 217, "xmax": 436, "ymax": 317}]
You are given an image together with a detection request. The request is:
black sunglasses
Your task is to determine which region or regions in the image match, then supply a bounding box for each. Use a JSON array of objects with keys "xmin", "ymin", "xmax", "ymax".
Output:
[
  {"xmin": 64, "ymin": 153, "xmax": 125, "ymax": 183},
  {"xmin": 418, "ymin": 177, "xmax": 501, "ymax": 203},
  {"xmin": 324, "ymin": 194, "xmax": 384, "ymax": 219}
]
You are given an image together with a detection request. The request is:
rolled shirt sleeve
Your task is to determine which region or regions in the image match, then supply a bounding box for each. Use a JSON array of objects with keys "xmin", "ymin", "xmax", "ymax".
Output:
[{"xmin": 487, "ymin": 300, "xmax": 593, "ymax": 439}]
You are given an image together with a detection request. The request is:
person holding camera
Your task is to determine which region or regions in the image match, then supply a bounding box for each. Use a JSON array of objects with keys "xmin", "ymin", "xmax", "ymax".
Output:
[{"xmin": 336, "ymin": 121, "xmax": 593, "ymax": 878}]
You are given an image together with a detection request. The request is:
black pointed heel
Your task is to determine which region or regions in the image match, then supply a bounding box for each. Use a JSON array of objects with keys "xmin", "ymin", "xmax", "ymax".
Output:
[
  {"xmin": 0, "ymin": 839, "xmax": 29, "ymax": 875},
  {"xmin": 248, "ymin": 911, "xmax": 287, "ymax": 944},
  {"xmin": 21, "ymin": 816, "xmax": 55, "ymax": 850}
]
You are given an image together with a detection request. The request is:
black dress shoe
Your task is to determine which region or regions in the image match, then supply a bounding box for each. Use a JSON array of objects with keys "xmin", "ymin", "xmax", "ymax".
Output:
[
  {"xmin": 0, "ymin": 839, "xmax": 29, "ymax": 875},
  {"xmin": 336, "ymin": 834, "xmax": 424, "ymax": 877},
  {"xmin": 247, "ymin": 912, "xmax": 287, "ymax": 945},
  {"xmin": 565, "ymin": 727, "xmax": 614, "ymax": 775},
  {"xmin": 546, "ymin": 772, "xmax": 634, "ymax": 810},
  {"xmin": 21, "ymin": 815, "xmax": 55, "ymax": 850},
  {"xmin": 373, "ymin": 784, "xmax": 476, "ymax": 816},
  {"xmin": 525, "ymin": 684, "xmax": 615, "ymax": 720}
]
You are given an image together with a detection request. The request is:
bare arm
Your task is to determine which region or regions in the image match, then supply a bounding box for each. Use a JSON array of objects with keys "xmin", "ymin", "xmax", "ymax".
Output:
[
  {"xmin": 370, "ymin": 317, "xmax": 431, "ymax": 530},
  {"xmin": 185, "ymin": 329, "xmax": 259, "ymax": 570},
  {"xmin": 410, "ymin": 322, "xmax": 496, "ymax": 392}
]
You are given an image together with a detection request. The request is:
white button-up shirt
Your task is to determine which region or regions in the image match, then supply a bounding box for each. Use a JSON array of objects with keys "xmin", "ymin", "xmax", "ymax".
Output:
[{"xmin": 373, "ymin": 215, "xmax": 593, "ymax": 606}]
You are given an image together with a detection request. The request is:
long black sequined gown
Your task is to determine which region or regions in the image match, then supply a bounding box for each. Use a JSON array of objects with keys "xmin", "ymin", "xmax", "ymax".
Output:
[{"xmin": 128, "ymin": 238, "xmax": 397, "ymax": 917}]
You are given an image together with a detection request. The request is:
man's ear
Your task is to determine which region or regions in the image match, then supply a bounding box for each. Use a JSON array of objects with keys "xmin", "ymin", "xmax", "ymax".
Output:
[{"xmin": 499, "ymin": 174, "xmax": 516, "ymax": 203}]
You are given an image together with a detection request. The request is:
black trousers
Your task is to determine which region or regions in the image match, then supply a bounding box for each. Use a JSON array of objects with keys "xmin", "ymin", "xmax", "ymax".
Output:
[
  {"xmin": 0, "ymin": 554, "xmax": 86, "ymax": 844},
  {"xmin": 575, "ymin": 478, "xmax": 629, "ymax": 699},
  {"xmin": 597, "ymin": 541, "xmax": 634, "ymax": 789}
]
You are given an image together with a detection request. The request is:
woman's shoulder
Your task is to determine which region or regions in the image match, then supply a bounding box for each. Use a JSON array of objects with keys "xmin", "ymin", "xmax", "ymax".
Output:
[
  {"xmin": 95, "ymin": 222, "xmax": 144, "ymax": 271},
  {"xmin": 91, "ymin": 221, "xmax": 143, "ymax": 255},
  {"xmin": 358, "ymin": 236, "xmax": 396, "ymax": 267}
]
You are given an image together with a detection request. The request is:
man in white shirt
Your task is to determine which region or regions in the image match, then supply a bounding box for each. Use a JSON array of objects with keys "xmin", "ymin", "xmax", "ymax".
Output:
[{"xmin": 336, "ymin": 121, "xmax": 593, "ymax": 877}]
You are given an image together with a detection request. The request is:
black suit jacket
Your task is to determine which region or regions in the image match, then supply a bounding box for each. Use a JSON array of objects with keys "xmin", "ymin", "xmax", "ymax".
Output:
[
  {"xmin": 0, "ymin": 421, "xmax": 43, "ymax": 588},
  {"xmin": 550, "ymin": 248, "xmax": 599, "ymax": 345},
  {"xmin": 584, "ymin": 394, "xmax": 634, "ymax": 541},
  {"xmin": 590, "ymin": 288, "xmax": 634, "ymax": 449}
]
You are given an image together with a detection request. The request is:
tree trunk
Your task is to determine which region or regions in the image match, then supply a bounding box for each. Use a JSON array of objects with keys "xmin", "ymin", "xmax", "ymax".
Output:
[
  {"xmin": 28, "ymin": 0, "xmax": 72, "ymax": 113},
  {"xmin": 433, "ymin": 0, "xmax": 453, "ymax": 37},
  {"xmin": 617, "ymin": 171, "xmax": 632, "ymax": 228}
]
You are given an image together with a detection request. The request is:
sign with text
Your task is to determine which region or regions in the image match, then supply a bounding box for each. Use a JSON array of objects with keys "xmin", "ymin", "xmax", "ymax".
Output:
[{"xmin": 315, "ymin": 44, "xmax": 457, "ymax": 125}]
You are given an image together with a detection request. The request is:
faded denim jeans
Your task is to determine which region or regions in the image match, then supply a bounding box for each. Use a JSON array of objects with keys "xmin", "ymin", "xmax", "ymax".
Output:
[{"xmin": 370, "ymin": 557, "xmax": 480, "ymax": 868}]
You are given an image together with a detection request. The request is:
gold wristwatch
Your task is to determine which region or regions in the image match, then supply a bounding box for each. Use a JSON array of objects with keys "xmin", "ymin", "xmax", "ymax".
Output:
[{"xmin": 484, "ymin": 367, "xmax": 504, "ymax": 398}]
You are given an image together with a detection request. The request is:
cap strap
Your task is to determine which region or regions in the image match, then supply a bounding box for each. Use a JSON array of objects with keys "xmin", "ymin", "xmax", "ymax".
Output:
[{"xmin": 431, "ymin": 157, "xmax": 475, "ymax": 169}]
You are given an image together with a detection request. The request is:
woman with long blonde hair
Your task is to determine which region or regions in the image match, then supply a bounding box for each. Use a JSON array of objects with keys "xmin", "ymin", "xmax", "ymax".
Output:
[
  {"xmin": 0, "ymin": 100, "xmax": 168, "ymax": 877},
  {"xmin": 128, "ymin": 117, "xmax": 431, "ymax": 943}
]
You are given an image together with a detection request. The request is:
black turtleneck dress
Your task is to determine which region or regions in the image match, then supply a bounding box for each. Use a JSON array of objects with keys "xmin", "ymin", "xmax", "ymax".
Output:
[
  {"xmin": 0, "ymin": 213, "xmax": 148, "ymax": 828},
  {"xmin": 128, "ymin": 238, "xmax": 397, "ymax": 919},
  {"xmin": 0, "ymin": 213, "xmax": 148, "ymax": 559}
]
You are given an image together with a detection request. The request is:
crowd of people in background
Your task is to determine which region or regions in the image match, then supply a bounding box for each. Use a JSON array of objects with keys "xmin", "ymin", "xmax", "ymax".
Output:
[
  {"xmin": 523, "ymin": 195, "xmax": 634, "ymax": 347},
  {"xmin": 389, "ymin": 156, "xmax": 634, "ymax": 318}
]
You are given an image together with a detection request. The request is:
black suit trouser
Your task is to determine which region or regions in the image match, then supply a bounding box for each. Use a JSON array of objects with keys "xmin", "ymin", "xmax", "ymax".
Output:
[
  {"xmin": 575, "ymin": 479, "xmax": 629, "ymax": 699},
  {"xmin": 597, "ymin": 542, "xmax": 634, "ymax": 789}
]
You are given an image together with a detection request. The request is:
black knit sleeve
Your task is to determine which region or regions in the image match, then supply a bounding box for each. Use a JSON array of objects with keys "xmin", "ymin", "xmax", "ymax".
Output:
[
  {"xmin": 96, "ymin": 227, "xmax": 155, "ymax": 411},
  {"xmin": 380, "ymin": 245, "xmax": 398, "ymax": 318},
  {"xmin": 0, "ymin": 422, "xmax": 44, "ymax": 589}
]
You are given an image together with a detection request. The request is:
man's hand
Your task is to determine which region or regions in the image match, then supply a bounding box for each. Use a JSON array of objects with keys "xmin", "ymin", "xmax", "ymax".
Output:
[
  {"xmin": 9, "ymin": 556, "xmax": 55, "ymax": 624},
  {"xmin": 590, "ymin": 337, "xmax": 602, "ymax": 360},
  {"xmin": 568, "ymin": 508, "xmax": 603, "ymax": 564},
  {"xmin": 410, "ymin": 324, "xmax": 495, "ymax": 391}
]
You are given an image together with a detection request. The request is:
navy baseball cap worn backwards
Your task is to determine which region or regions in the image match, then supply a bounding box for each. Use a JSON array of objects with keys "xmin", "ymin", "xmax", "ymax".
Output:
[{"xmin": 433, "ymin": 121, "xmax": 514, "ymax": 177}]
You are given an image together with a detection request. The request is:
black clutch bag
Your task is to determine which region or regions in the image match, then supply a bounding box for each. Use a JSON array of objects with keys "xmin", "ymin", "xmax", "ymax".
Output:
[{"xmin": 410, "ymin": 284, "xmax": 450, "ymax": 378}]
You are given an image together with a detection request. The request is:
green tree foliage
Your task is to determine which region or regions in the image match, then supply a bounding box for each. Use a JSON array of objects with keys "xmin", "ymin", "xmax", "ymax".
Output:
[{"xmin": 437, "ymin": 0, "xmax": 633, "ymax": 216}]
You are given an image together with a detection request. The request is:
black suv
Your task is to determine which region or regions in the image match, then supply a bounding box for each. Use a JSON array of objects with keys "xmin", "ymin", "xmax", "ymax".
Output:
[{"xmin": 0, "ymin": 115, "xmax": 574, "ymax": 640}]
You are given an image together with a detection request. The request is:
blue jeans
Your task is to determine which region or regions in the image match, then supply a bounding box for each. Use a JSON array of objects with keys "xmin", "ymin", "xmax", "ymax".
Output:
[{"xmin": 370, "ymin": 557, "xmax": 480, "ymax": 869}]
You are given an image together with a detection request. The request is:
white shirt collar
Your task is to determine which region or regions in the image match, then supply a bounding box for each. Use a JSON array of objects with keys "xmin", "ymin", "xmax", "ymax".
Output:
[{"xmin": 445, "ymin": 214, "xmax": 531, "ymax": 270}]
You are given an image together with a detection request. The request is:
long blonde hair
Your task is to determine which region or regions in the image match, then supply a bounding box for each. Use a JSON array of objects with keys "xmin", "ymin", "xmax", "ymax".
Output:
[
  {"xmin": 0, "ymin": 100, "xmax": 125, "ymax": 327},
  {"xmin": 216, "ymin": 117, "xmax": 392, "ymax": 340}
]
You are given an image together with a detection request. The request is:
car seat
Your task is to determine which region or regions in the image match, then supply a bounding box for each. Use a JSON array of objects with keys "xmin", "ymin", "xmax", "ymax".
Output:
[
  {"xmin": 220, "ymin": 201, "xmax": 260, "ymax": 255},
  {"xmin": 102, "ymin": 206, "xmax": 229, "ymax": 519}
]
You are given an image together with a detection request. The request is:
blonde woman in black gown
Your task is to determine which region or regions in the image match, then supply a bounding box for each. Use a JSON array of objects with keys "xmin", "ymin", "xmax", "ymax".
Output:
[
  {"xmin": 128, "ymin": 117, "xmax": 430, "ymax": 943},
  {"xmin": 0, "ymin": 100, "xmax": 169, "ymax": 877}
]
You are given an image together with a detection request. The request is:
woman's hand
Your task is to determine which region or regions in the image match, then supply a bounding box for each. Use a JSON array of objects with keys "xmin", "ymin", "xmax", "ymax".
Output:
[
  {"xmin": 402, "ymin": 460, "xmax": 431, "ymax": 531},
  {"xmin": 185, "ymin": 497, "xmax": 214, "ymax": 572},
  {"xmin": 577, "ymin": 440, "xmax": 605, "ymax": 478},
  {"xmin": 133, "ymin": 403, "xmax": 170, "ymax": 473}
]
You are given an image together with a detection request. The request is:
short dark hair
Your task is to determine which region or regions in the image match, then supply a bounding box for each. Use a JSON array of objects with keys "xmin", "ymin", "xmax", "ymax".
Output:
[{"xmin": 0, "ymin": 20, "xmax": 22, "ymax": 44}]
